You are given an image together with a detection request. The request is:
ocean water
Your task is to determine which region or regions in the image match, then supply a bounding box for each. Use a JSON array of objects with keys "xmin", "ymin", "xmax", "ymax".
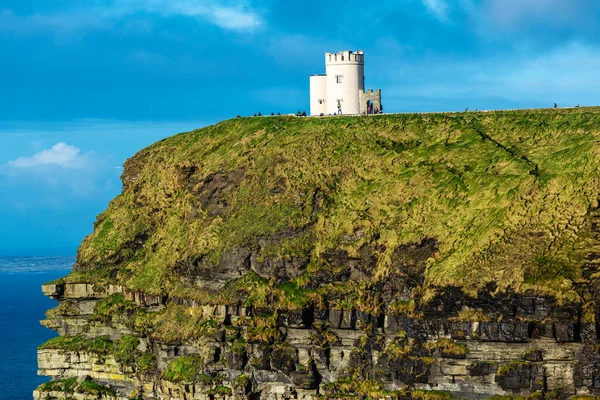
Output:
[{"xmin": 0, "ymin": 256, "xmax": 74, "ymax": 400}]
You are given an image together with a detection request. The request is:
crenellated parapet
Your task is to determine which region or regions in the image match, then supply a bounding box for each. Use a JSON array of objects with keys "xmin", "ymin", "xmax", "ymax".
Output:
[{"xmin": 325, "ymin": 50, "xmax": 364, "ymax": 65}]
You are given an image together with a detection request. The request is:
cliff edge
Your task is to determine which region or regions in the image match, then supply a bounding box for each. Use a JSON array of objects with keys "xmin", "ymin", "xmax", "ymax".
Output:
[{"xmin": 36, "ymin": 109, "xmax": 600, "ymax": 400}]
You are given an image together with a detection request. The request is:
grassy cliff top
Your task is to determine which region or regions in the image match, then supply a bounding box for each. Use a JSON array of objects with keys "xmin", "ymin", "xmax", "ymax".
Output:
[{"xmin": 68, "ymin": 108, "xmax": 600, "ymax": 310}]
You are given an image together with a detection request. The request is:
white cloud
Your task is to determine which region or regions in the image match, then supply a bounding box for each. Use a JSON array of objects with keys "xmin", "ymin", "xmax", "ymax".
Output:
[
  {"xmin": 0, "ymin": 0, "xmax": 263, "ymax": 36},
  {"xmin": 478, "ymin": 0, "xmax": 594, "ymax": 31},
  {"xmin": 421, "ymin": 0, "xmax": 450, "ymax": 21},
  {"xmin": 1, "ymin": 143, "xmax": 107, "ymax": 202},
  {"xmin": 209, "ymin": 6, "xmax": 262, "ymax": 30},
  {"xmin": 116, "ymin": 0, "xmax": 263, "ymax": 30},
  {"xmin": 9, "ymin": 143, "xmax": 87, "ymax": 169}
]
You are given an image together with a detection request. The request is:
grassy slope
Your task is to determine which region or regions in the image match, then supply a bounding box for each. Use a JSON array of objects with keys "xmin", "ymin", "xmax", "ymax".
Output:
[{"xmin": 68, "ymin": 108, "xmax": 600, "ymax": 307}]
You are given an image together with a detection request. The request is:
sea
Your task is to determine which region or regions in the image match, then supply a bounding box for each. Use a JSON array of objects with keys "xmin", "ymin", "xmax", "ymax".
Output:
[{"xmin": 0, "ymin": 256, "xmax": 74, "ymax": 400}]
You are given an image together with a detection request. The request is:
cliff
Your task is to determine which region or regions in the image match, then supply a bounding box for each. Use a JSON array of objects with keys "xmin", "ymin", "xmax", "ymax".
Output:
[{"xmin": 36, "ymin": 109, "xmax": 600, "ymax": 400}]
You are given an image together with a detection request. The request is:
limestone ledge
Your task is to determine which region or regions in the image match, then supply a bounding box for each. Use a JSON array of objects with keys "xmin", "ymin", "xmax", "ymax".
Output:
[
  {"xmin": 33, "ymin": 390, "xmax": 123, "ymax": 400},
  {"xmin": 38, "ymin": 350, "xmax": 131, "ymax": 382}
]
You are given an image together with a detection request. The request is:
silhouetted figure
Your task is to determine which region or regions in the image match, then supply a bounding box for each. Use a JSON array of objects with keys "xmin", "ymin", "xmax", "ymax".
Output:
[
  {"xmin": 380, "ymin": 104, "xmax": 384, "ymax": 114},
  {"xmin": 271, "ymin": 112, "xmax": 274, "ymax": 116},
  {"xmin": 258, "ymin": 112, "xmax": 262, "ymax": 116},
  {"xmin": 253, "ymin": 113, "xmax": 257, "ymax": 117},
  {"xmin": 320, "ymin": 113, "xmax": 324, "ymax": 116},
  {"xmin": 576, "ymin": 104, "xmax": 580, "ymax": 108},
  {"xmin": 297, "ymin": 110, "xmax": 302, "ymax": 116},
  {"xmin": 374, "ymin": 107, "xmax": 379, "ymax": 114},
  {"xmin": 302, "ymin": 111, "xmax": 307, "ymax": 117},
  {"xmin": 465, "ymin": 108, "xmax": 469, "ymax": 112},
  {"xmin": 554, "ymin": 103, "xmax": 557, "ymax": 109},
  {"xmin": 236, "ymin": 115, "xmax": 241, "ymax": 118},
  {"xmin": 277, "ymin": 112, "xmax": 281, "ymax": 115}
]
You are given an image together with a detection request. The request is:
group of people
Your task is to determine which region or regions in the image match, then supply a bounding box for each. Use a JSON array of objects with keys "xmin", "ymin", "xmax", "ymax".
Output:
[
  {"xmin": 254, "ymin": 112, "xmax": 283, "ymax": 117},
  {"xmin": 366, "ymin": 104, "xmax": 383, "ymax": 115},
  {"xmin": 236, "ymin": 111, "xmax": 309, "ymax": 117},
  {"xmin": 555, "ymin": 103, "xmax": 581, "ymax": 108},
  {"xmin": 237, "ymin": 104, "xmax": 388, "ymax": 118},
  {"xmin": 236, "ymin": 112, "xmax": 284, "ymax": 118}
]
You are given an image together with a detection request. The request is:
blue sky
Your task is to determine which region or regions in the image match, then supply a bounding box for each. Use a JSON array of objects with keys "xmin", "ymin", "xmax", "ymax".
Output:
[{"xmin": 0, "ymin": 0, "xmax": 599, "ymax": 255}]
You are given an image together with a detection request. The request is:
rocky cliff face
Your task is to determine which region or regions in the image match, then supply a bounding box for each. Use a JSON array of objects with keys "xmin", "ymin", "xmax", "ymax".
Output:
[
  {"xmin": 36, "ymin": 110, "xmax": 600, "ymax": 399},
  {"xmin": 35, "ymin": 281, "xmax": 600, "ymax": 400}
]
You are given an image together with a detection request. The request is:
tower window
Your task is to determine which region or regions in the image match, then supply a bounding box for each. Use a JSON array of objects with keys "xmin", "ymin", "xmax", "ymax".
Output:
[
  {"xmin": 336, "ymin": 75, "xmax": 343, "ymax": 84},
  {"xmin": 318, "ymin": 99, "xmax": 324, "ymax": 104}
]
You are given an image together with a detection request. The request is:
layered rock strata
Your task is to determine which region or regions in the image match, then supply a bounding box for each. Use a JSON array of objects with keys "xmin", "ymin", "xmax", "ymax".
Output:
[{"xmin": 36, "ymin": 282, "xmax": 600, "ymax": 400}]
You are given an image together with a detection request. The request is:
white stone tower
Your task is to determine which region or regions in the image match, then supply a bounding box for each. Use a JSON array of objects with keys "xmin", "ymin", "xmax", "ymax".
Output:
[
  {"xmin": 310, "ymin": 50, "xmax": 381, "ymax": 116},
  {"xmin": 325, "ymin": 50, "xmax": 364, "ymax": 115}
]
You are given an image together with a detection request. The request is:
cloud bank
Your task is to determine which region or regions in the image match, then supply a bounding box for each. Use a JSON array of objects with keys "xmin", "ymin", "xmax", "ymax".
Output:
[
  {"xmin": 9, "ymin": 143, "xmax": 86, "ymax": 169},
  {"xmin": 115, "ymin": 0, "xmax": 263, "ymax": 31},
  {"xmin": 0, "ymin": 0, "xmax": 263, "ymax": 36},
  {"xmin": 483, "ymin": 0, "xmax": 594, "ymax": 31}
]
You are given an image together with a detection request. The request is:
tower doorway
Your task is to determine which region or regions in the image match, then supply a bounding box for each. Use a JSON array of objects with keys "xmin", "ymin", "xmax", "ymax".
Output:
[{"xmin": 367, "ymin": 100, "xmax": 374, "ymax": 115}]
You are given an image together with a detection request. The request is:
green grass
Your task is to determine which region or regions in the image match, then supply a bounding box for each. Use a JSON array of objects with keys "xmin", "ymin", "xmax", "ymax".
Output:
[
  {"xmin": 425, "ymin": 339, "xmax": 468, "ymax": 358},
  {"xmin": 162, "ymin": 355, "xmax": 205, "ymax": 382},
  {"xmin": 37, "ymin": 377, "xmax": 115, "ymax": 396},
  {"xmin": 92, "ymin": 293, "xmax": 138, "ymax": 323},
  {"xmin": 114, "ymin": 335, "xmax": 140, "ymax": 364},
  {"xmin": 76, "ymin": 380, "xmax": 115, "ymax": 396},
  {"xmin": 39, "ymin": 335, "xmax": 113, "ymax": 355},
  {"xmin": 127, "ymin": 304, "xmax": 206, "ymax": 345},
  {"xmin": 497, "ymin": 361, "xmax": 530, "ymax": 376},
  {"xmin": 39, "ymin": 333, "xmax": 158, "ymax": 375},
  {"xmin": 58, "ymin": 108, "xmax": 600, "ymax": 310},
  {"xmin": 232, "ymin": 374, "xmax": 251, "ymax": 388},
  {"xmin": 412, "ymin": 390, "xmax": 455, "ymax": 400},
  {"xmin": 322, "ymin": 377, "xmax": 390, "ymax": 398},
  {"xmin": 209, "ymin": 385, "xmax": 233, "ymax": 396},
  {"xmin": 136, "ymin": 352, "xmax": 156, "ymax": 373},
  {"xmin": 37, "ymin": 377, "xmax": 78, "ymax": 393}
]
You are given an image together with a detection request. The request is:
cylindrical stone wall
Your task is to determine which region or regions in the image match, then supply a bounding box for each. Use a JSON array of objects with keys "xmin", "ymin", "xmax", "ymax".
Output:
[
  {"xmin": 309, "ymin": 75, "xmax": 328, "ymax": 116},
  {"xmin": 325, "ymin": 51, "xmax": 364, "ymax": 115}
]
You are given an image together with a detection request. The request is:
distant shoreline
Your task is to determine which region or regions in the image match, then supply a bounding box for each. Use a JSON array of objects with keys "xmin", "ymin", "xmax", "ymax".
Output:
[{"xmin": 0, "ymin": 255, "xmax": 75, "ymax": 274}]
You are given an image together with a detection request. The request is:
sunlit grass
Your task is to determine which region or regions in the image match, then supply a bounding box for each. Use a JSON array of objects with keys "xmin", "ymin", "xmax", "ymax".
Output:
[{"xmin": 69, "ymin": 107, "xmax": 600, "ymax": 306}]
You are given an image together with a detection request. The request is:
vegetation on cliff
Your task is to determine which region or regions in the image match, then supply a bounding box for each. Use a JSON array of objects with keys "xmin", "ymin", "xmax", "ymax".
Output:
[{"xmin": 65, "ymin": 108, "xmax": 600, "ymax": 316}]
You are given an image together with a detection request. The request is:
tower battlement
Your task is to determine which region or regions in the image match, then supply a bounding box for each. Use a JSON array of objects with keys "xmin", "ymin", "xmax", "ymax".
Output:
[{"xmin": 325, "ymin": 50, "xmax": 364, "ymax": 65}]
